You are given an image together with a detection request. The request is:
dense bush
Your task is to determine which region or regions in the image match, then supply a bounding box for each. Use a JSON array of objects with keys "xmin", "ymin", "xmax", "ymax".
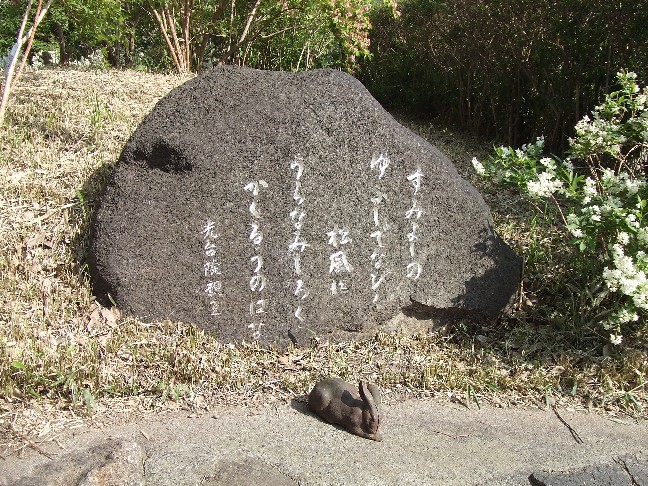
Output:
[
  {"xmin": 4, "ymin": 1, "xmax": 647, "ymax": 146},
  {"xmin": 363, "ymin": 0, "xmax": 648, "ymax": 152}
]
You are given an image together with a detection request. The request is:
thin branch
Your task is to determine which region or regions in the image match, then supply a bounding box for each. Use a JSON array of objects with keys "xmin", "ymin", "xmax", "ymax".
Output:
[
  {"xmin": 150, "ymin": 6, "xmax": 183, "ymax": 73},
  {"xmin": 165, "ymin": 3, "xmax": 186, "ymax": 72},
  {"xmin": 237, "ymin": 0, "xmax": 262, "ymax": 48},
  {"xmin": 6, "ymin": 0, "xmax": 33, "ymax": 78},
  {"xmin": 218, "ymin": 0, "xmax": 262, "ymax": 65},
  {"xmin": 259, "ymin": 26, "xmax": 293, "ymax": 40},
  {"xmin": 8, "ymin": 425, "xmax": 54, "ymax": 460},
  {"xmin": 549, "ymin": 193, "xmax": 568, "ymax": 227},
  {"xmin": 196, "ymin": 0, "xmax": 227, "ymax": 70},
  {"xmin": 432, "ymin": 429, "xmax": 469, "ymax": 439},
  {"xmin": 0, "ymin": 0, "xmax": 54, "ymax": 123},
  {"xmin": 551, "ymin": 404, "xmax": 584, "ymax": 444},
  {"xmin": 182, "ymin": 0, "xmax": 192, "ymax": 71},
  {"xmin": 0, "ymin": 0, "xmax": 32, "ymax": 121},
  {"xmin": 13, "ymin": 0, "xmax": 44, "ymax": 83}
]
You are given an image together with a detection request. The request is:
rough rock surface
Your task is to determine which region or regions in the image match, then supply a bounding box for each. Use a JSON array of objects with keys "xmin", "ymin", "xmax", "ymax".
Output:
[
  {"xmin": 88, "ymin": 66, "xmax": 520, "ymax": 347},
  {"xmin": 10, "ymin": 439, "xmax": 145, "ymax": 486},
  {"xmin": 529, "ymin": 454, "xmax": 648, "ymax": 485}
]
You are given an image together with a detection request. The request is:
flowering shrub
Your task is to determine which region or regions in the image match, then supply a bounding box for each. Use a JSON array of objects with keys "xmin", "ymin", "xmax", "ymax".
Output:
[
  {"xmin": 68, "ymin": 49, "xmax": 107, "ymax": 69},
  {"xmin": 570, "ymin": 71, "xmax": 648, "ymax": 176},
  {"xmin": 473, "ymin": 71, "xmax": 647, "ymax": 345}
]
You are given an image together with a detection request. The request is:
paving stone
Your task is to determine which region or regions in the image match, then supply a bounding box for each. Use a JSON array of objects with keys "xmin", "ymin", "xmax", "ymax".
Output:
[
  {"xmin": 202, "ymin": 458, "xmax": 298, "ymax": 486},
  {"xmin": 529, "ymin": 459, "xmax": 643, "ymax": 486},
  {"xmin": 617, "ymin": 453, "xmax": 648, "ymax": 486},
  {"xmin": 11, "ymin": 440, "xmax": 145, "ymax": 486}
]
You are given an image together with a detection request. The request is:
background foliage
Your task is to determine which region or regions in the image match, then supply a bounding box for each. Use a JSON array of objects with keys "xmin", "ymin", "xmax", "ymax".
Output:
[
  {"xmin": 364, "ymin": 0, "xmax": 648, "ymax": 151},
  {"xmin": 0, "ymin": 0, "xmax": 375, "ymax": 72},
  {"xmin": 2, "ymin": 0, "xmax": 646, "ymax": 151}
]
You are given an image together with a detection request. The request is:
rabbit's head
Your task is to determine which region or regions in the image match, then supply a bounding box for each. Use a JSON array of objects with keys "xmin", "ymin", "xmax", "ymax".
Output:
[{"xmin": 359, "ymin": 381, "xmax": 382, "ymax": 439}]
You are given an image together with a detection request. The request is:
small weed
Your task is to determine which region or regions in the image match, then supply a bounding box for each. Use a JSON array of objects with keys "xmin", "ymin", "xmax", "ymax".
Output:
[
  {"xmin": 544, "ymin": 386, "xmax": 553, "ymax": 410},
  {"xmin": 89, "ymin": 93, "xmax": 112, "ymax": 134},
  {"xmin": 466, "ymin": 384, "xmax": 481, "ymax": 409},
  {"xmin": 76, "ymin": 189, "xmax": 89, "ymax": 219},
  {"xmin": 623, "ymin": 392, "xmax": 642, "ymax": 412}
]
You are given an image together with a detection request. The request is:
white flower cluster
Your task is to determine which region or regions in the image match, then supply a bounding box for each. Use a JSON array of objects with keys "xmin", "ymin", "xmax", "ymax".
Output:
[
  {"xmin": 601, "ymin": 169, "xmax": 645, "ymax": 196},
  {"xmin": 606, "ymin": 299, "xmax": 641, "ymax": 346},
  {"xmin": 69, "ymin": 50, "xmax": 106, "ymax": 69},
  {"xmin": 527, "ymin": 170, "xmax": 563, "ymax": 198},
  {"xmin": 565, "ymin": 213, "xmax": 583, "ymax": 238},
  {"xmin": 566, "ymin": 171, "xmax": 646, "ymax": 244},
  {"xmin": 471, "ymin": 157, "xmax": 486, "ymax": 175},
  {"xmin": 570, "ymin": 70, "xmax": 648, "ymax": 166},
  {"xmin": 473, "ymin": 73, "xmax": 648, "ymax": 345},
  {"xmin": 524, "ymin": 155, "xmax": 565, "ymax": 199},
  {"xmin": 572, "ymin": 116, "xmax": 624, "ymax": 158},
  {"xmin": 614, "ymin": 308, "xmax": 639, "ymax": 324},
  {"xmin": 31, "ymin": 50, "xmax": 60, "ymax": 69},
  {"xmin": 602, "ymin": 243, "xmax": 648, "ymax": 311},
  {"xmin": 581, "ymin": 177, "xmax": 597, "ymax": 203},
  {"xmin": 566, "ymin": 166, "xmax": 647, "ymax": 345},
  {"xmin": 638, "ymin": 227, "xmax": 648, "ymax": 245},
  {"xmin": 1, "ymin": 47, "xmax": 106, "ymax": 72}
]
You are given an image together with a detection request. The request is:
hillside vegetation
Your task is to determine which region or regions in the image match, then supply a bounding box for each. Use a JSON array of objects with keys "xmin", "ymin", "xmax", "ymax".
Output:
[{"xmin": 0, "ymin": 70, "xmax": 645, "ymax": 446}]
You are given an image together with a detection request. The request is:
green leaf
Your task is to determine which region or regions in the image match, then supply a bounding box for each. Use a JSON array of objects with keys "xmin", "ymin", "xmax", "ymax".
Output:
[
  {"xmin": 82, "ymin": 388, "xmax": 97, "ymax": 412},
  {"xmin": 10, "ymin": 360, "xmax": 26, "ymax": 370}
]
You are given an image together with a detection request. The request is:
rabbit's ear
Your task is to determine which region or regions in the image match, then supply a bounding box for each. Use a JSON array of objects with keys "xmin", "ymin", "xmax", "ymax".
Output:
[
  {"xmin": 359, "ymin": 381, "xmax": 380, "ymax": 419},
  {"xmin": 366, "ymin": 383, "xmax": 381, "ymax": 411}
]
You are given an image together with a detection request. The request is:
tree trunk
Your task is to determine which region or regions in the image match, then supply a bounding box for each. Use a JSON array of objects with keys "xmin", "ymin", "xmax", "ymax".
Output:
[
  {"xmin": 107, "ymin": 40, "xmax": 121, "ymax": 67},
  {"xmin": 125, "ymin": 31, "xmax": 135, "ymax": 67},
  {"xmin": 195, "ymin": 0, "xmax": 227, "ymax": 72},
  {"xmin": 0, "ymin": 0, "xmax": 53, "ymax": 123},
  {"xmin": 53, "ymin": 21, "xmax": 71, "ymax": 65},
  {"xmin": 150, "ymin": 4, "xmax": 184, "ymax": 73}
]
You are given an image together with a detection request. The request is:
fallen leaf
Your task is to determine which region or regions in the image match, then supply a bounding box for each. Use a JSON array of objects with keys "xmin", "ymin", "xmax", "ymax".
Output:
[
  {"xmin": 26, "ymin": 233, "xmax": 45, "ymax": 248},
  {"xmin": 101, "ymin": 307, "xmax": 118, "ymax": 326}
]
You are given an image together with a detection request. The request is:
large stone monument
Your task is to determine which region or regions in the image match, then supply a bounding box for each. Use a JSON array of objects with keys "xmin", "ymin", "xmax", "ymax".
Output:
[{"xmin": 88, "ymin": 66, "xmax": 520, "ymax": 347}]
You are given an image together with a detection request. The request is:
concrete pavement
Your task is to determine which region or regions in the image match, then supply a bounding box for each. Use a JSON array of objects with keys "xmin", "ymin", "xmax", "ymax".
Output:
[{"xmin": 1, "ymin": 399, "xmax": 646, "ymax": 485}]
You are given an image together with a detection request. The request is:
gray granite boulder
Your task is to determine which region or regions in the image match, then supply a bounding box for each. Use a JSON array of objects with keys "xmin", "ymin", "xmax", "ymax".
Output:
[{"xmin": 88, "ymin": 66, "xmax": 520, "ymax": 347}]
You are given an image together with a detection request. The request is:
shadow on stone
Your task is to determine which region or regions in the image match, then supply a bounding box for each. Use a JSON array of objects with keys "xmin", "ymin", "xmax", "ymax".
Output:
[
  {"xmin": 11, "ymin": 439, "xmax": 145, "ymax": 486},
  {"xmin": 203, "ymin": 458, "xmax": 298, "ymax": 486},
  {"xmin": 70, "ymin": 159, "xmax": 122, "ymax": 306},
  {"xmin": 289, "ymin": 397, "xmax": 312, "ymax": 418},
  {"xmin": 450, "ymin": 226, "xmax": 521, "ymax": 316}
]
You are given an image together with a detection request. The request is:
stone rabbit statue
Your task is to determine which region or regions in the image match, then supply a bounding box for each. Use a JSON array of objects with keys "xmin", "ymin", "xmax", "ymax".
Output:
[{"xmin": 308, "ymin": 377, "xmax": 382, "ymax": 441}]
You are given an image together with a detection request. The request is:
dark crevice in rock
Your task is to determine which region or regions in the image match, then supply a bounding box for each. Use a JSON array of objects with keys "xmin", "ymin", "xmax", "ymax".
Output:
[
  {"xmin": 132, "ymin": 137, "xmax": 193, "ymax": 174},
  {"xmin": 615, "ymin": 455, "xmax": 643, "ymax": 486}
]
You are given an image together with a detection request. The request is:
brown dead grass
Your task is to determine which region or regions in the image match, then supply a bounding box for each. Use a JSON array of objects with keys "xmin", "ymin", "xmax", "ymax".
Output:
[{"xmin": 0, "ymin": 68, "xmax": 646, "ymax": 453}]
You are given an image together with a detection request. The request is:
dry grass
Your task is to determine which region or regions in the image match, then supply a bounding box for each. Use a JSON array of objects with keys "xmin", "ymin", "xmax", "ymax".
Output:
[{"xmin": 0, "ymin": 68, "xmax": 646, "ymax": 452}]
